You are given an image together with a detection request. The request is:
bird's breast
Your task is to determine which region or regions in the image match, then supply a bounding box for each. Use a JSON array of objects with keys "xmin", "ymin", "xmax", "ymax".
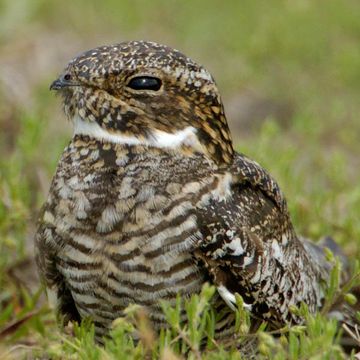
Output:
[{"xmin": 48, "ymin": 138, "xmax": 224, "ymax": 332}]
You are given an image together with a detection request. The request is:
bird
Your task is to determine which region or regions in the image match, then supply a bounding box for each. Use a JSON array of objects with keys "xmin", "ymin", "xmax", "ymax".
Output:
[{"xmin": 34, "ymin": 40, "xmax": 356, "ymax": 346}]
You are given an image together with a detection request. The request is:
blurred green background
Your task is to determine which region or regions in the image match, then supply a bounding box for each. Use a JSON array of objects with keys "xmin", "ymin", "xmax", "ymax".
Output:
[{"xmin": 0, "ymin": 0, "xmax": 359, "ymax": 356}]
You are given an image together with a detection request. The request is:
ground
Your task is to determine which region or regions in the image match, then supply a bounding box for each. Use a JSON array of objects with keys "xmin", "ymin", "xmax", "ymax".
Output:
[{"xmin": 0, "ymin": 0, "xmax": 359, "ymax": 358}]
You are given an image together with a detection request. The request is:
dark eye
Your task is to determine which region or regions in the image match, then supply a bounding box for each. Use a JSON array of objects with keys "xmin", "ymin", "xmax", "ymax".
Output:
[
  {"xmin": 127, "ymin": 76, "xmax": 162, "ymax": 91},
  {"xmin": 63, "ymin": 73, "xmax": 71, "ymax": 81}
]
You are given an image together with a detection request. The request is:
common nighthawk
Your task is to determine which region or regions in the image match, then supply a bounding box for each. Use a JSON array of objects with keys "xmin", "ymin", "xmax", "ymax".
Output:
[{"xmin": 35, "ymin": 41, "xmax": 356, "ymax": 345}]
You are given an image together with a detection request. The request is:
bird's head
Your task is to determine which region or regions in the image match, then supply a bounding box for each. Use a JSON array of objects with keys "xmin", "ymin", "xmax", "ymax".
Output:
[{"xmin": 51, "ymin": 41, "xmax": 234, "ymax": 164}]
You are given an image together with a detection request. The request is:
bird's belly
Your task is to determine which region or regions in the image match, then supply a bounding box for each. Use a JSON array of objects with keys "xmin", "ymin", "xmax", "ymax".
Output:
[
  {"xmin": 53, "ymin": 164, "xmax": 214, "ymax": 334},
  {"xmin": 57, "ymin": 229, "xmax": 206, "ymax": 333}
]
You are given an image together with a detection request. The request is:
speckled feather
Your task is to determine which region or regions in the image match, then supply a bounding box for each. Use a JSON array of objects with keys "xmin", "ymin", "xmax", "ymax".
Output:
[{"xmin": 35, "ymin": 41, "xmax": 349, "ymax": 344}]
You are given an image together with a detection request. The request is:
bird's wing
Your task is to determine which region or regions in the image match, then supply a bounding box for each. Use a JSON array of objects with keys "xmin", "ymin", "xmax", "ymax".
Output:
[
  {"xmin": 35, "ymin": 205, "xmax": 80, "ymax": 325},
  {"xmin": 194, "ymin": 153, "xmax": 327, "ymax": 326}
]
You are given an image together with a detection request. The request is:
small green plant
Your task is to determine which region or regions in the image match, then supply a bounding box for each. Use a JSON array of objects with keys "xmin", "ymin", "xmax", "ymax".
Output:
[{"xmin": 10, "ymin": 279, "xmax": 354, "ymax": 360}]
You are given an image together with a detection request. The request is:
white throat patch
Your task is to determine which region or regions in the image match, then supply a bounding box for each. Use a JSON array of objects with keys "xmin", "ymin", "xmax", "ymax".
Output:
[{"xmin": 72, "ymin": 115, "xmax": 202, "ymax": 150}]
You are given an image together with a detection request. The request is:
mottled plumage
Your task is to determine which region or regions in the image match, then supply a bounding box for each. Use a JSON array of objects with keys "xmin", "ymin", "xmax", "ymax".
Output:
[{"xmin": 35, "ymin": 41, "xmax": 355, "ymax": 345}]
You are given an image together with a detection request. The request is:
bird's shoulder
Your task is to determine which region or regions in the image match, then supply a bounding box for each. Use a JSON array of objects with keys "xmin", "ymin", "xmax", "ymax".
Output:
[
  {"xmin": 194, "ymin": 151, "xmax": 291, "ymax": 231},
  {"xmin": 192, "ymin": 153, "xmax": 310, "ymax": 324},
  {"xmin": 228, "ymin": 152, "xmax": 287, "ymax": 213},
  {"xmin": 192, "ymin": 151, "xmax": 297, "ymax": 277}
]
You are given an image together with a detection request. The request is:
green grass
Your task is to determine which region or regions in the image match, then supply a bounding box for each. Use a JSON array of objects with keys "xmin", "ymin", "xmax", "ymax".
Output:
[{"xmin": 0, "ymin": 0, "xmax": 360, "ymax": 358}]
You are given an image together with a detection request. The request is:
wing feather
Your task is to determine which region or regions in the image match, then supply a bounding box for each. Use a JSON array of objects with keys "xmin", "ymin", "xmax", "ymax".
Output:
[{"xmin": 195, "ymin": 153, "xmax": 327, "ymax": 326}]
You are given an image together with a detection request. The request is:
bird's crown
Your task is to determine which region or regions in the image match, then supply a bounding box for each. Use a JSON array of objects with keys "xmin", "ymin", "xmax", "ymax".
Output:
[{"xmin": 51, "ymin": 41, "xmax": 234, "ymax": 164}]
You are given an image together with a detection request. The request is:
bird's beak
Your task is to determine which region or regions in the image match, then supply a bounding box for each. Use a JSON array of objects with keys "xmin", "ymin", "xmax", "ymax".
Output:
[
  {"xmin": 49, "ymin": 78, "xmax": 65, "ymax": 91},
  {"xmin": 50, "ymin": 76, "xmax": 80, "ymax": 91}
]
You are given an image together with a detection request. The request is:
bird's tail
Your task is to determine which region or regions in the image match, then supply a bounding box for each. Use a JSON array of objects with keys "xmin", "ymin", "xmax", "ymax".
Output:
[
  {"xmin": 301, "ymin": 235, "xmax": 349, "ymax": 273},
  {"xmin": 301, "ymin": 235, "xmax": 360, "ymax": 351}
]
